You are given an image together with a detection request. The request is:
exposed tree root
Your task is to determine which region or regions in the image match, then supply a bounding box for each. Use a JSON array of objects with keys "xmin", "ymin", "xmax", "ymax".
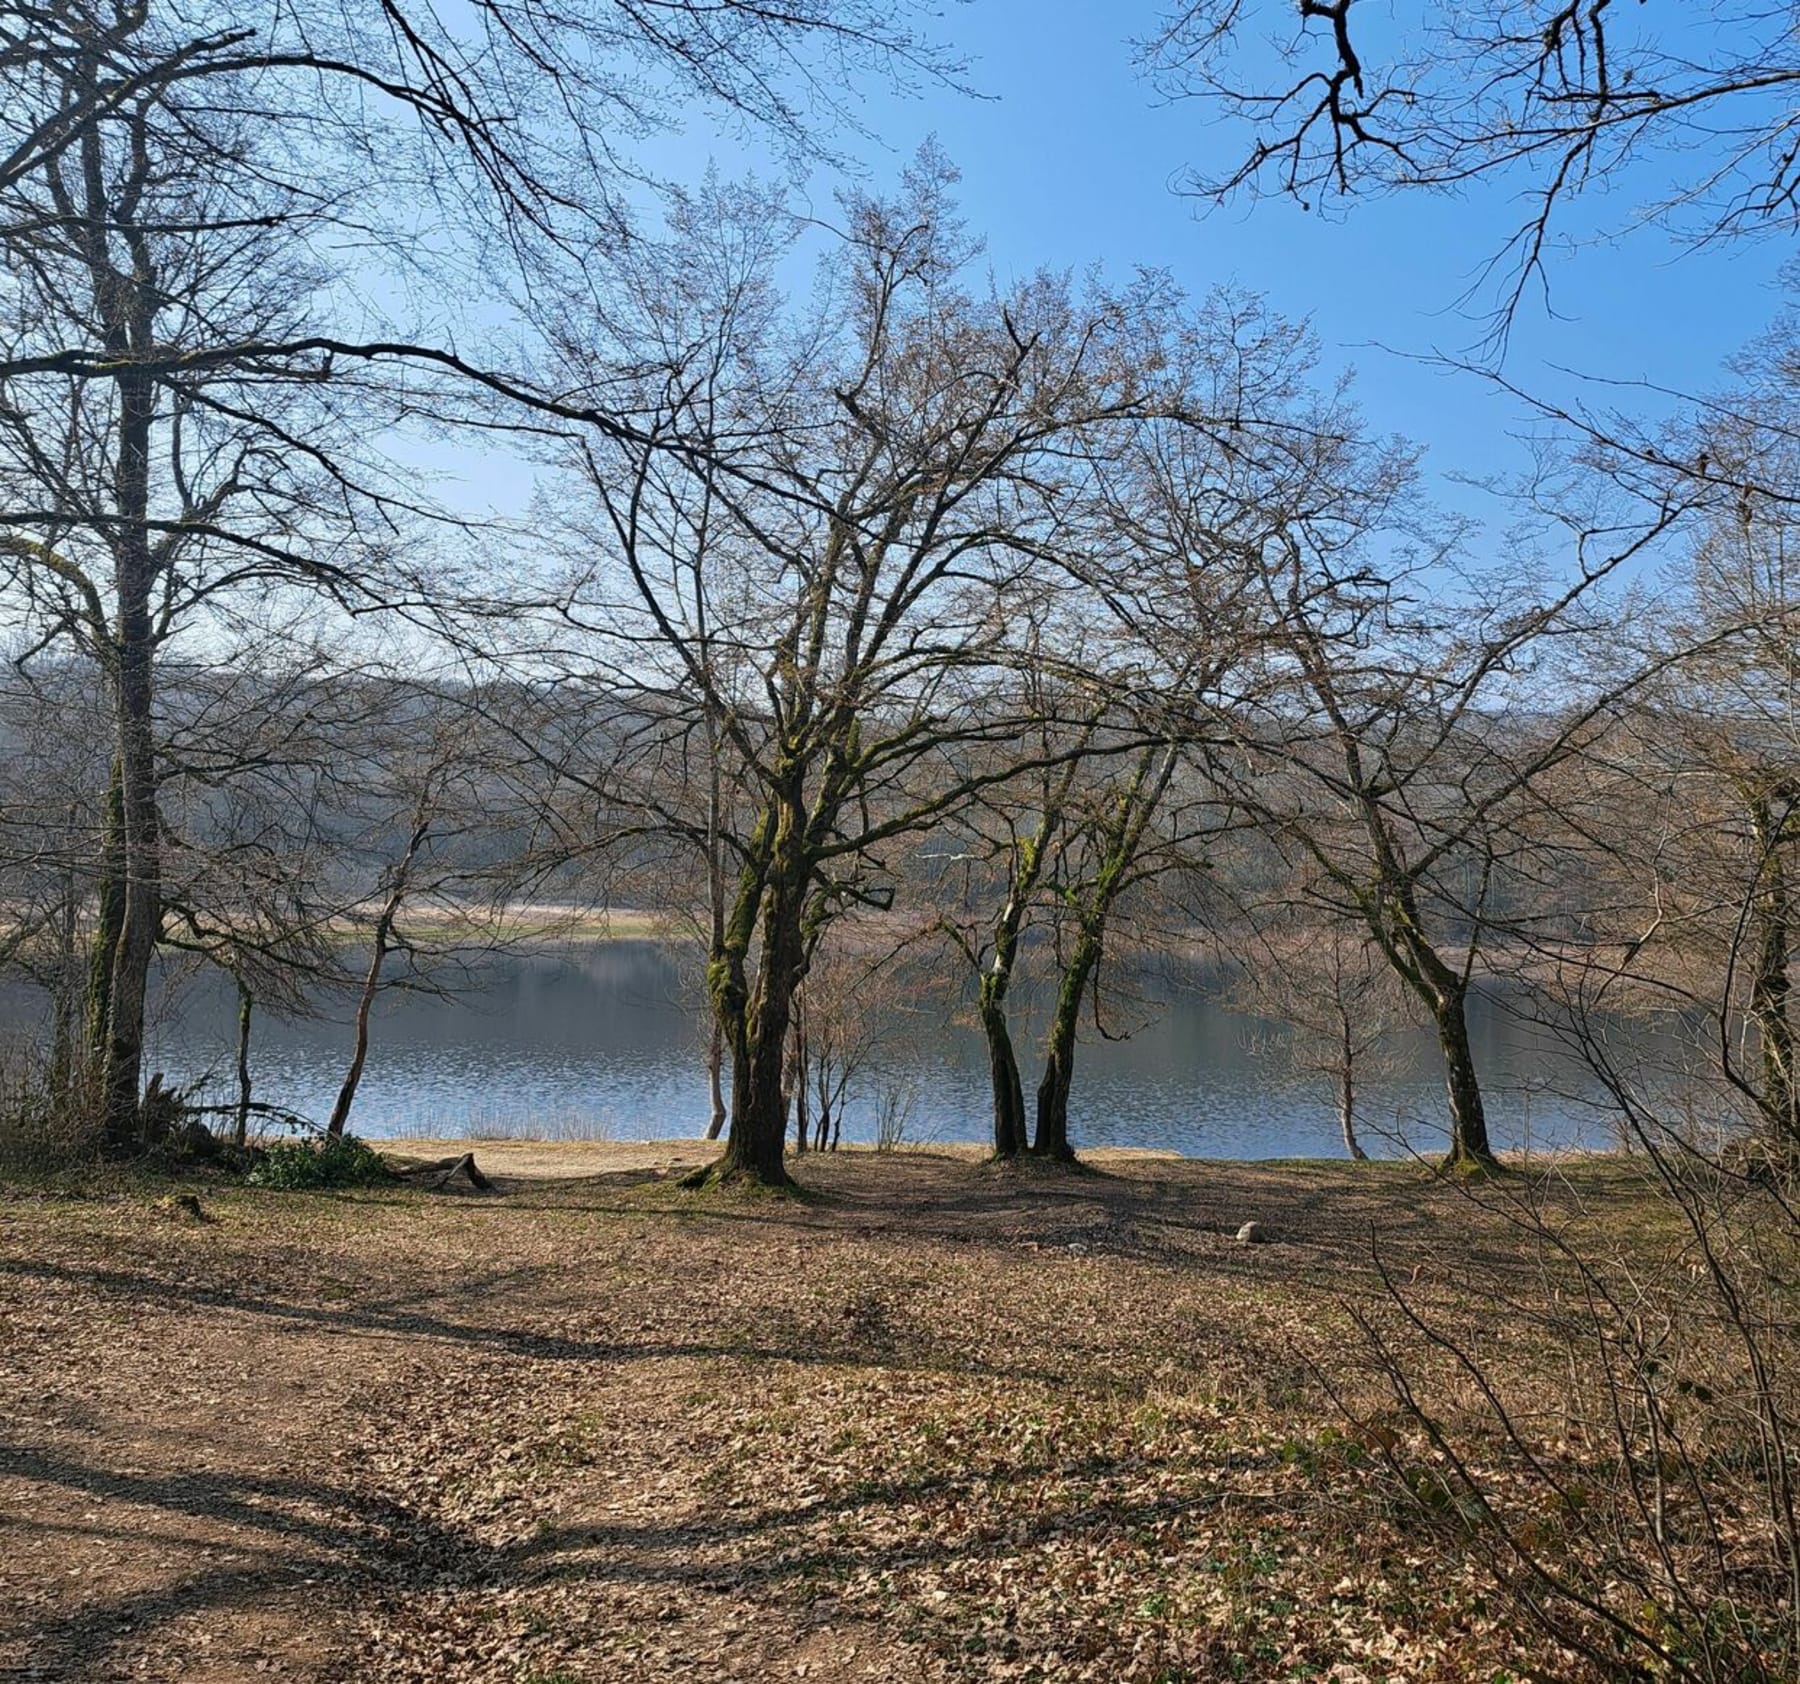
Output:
[{"xmin": 678, "ymin": 1157, "xmax": 801, "ymax": 1195}]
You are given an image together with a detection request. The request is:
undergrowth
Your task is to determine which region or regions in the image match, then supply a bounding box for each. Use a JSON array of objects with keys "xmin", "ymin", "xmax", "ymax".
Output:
[{"xmin": 248, "ymin": 1133, "xmax": 391, "ymax": 1191}]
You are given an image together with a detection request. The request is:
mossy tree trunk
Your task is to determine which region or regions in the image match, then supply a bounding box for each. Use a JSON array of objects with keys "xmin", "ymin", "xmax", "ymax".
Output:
[
  {"xmin": 1367, "ymin": 875, "xmax": 1495, "ymax": 1169},
  {"xmin": 1030, "ymin": 745, "xmax": 1177, "ymax": 1163},
  {"xmin": 707, "ymin": 787, "xmax": 814, "ymax": 1188},
  {"xmin": 1430, "ymin": 976, "xmax": 1493, "ymax": 1168}
]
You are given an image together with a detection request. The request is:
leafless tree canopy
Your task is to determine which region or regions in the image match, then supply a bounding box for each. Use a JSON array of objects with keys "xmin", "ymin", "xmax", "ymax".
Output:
[{"xmin": 1142, "ymin": 3, "xmax": 1800, "ymax": 328}]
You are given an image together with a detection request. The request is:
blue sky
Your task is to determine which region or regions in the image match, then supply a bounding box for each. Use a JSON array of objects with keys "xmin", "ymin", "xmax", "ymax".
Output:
[
  {"xmin": 740, "ymin": 8, "xmax": 1782, "ymax": 465},
  {"xmin": 452, "ymin": 3, "xmax": 1792, "ymax": 531}
]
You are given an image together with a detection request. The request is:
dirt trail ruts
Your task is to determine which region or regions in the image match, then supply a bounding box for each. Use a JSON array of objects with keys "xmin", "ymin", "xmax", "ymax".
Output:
[{"xmin": 0, "ymin": 1147, "xmax": 1668, "ymax": 1682}]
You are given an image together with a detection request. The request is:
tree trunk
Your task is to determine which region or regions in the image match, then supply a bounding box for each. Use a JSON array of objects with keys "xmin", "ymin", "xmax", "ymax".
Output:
[
  {"xmin": 84, "ymin": 761, "xmax": 124, "ymax": 1071},
  {"xmin": 983, "ymin": 997, "xmax": 1029, "ymax": 1158},
  {"xmin": 79, "ymin": 79, "xmax": 164, "ymax": 1153},
  {"xmin": 1432, "ymin": 982, "xmax": 1495, "ymax": 1168},
  {"xmin": 704, "ymin": 1017, "xmax": 727, "ymax": 1139},
  {"xmin": 1376, "ymin": 872, "xmax": 1497, "ymax": 1170},
  {"xmin": 328, "ymin": 926, "xmax": 389, "ymax": 1139},
  {"xmin": 49, "ymin": 839, "xmax": 80, "ymax": 1098},
  {"xmin": 1032, "ymin": 934, "xmax": 1098, "ymax": 1162},
  {"xmin": 1749, "ymin": 794, "xmax": 1797, "ymax": 1147},
  {"xmin": 980, "ymin": 838, "xmax": 1045, "ymax": 1158},
  {"xmin": 1029, "ymin": 746, "xmax": 1172, "ymax": 1163},
  {"xmin": 234, "ymin": 981, "xmax": 254, "ymax": 1148},
  {"xmin": 1336, "ymin": 1015, "xmax": 1367, "ymax": 1160},
  {"xmin": 328, "ymin": 821, "xmax": 425, "ymax": 1139},
  {"xmin": 789, "ymin": 1003, "xmax": 809, "ymax": 1153},
  {"xmin": 702, "ymin": 706, "xmax": 731, "ymax": 1144},
  {"xmin": 713, "ymin": 849, "xmax": 807, "ymax": 1187},
  {"xmin": 101, "ymin": 367, "xmax": 163, "ymax": 1151}
]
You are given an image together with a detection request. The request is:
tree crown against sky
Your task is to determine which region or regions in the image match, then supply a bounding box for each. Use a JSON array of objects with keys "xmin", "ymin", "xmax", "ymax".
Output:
[{"xmin": 1141, "ymin": 3, "xmax": 1800, "ymax": 336}]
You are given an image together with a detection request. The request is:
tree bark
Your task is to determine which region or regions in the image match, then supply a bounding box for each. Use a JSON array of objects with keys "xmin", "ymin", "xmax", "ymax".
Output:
[
  {"xmin": 234, "ymin": 981, "xmax": 254, "ymax": 1148},
  {"xmin": 1336, "ymin": 1015, "xmax": 1368, "ymax": 1160},
  {"xmin": 1749, "ymin": 793, "xmax": 1797, "ymax": 1148},
  {"xmin": 1370, "ymin": 865, "xmax": 1497, "ymax": 1169},
  {"xmin": 710, "ymin": 822, "xmax": 807, "ymax": 1187},
  {"xmin": 1028, "ymin": 747, "xmax": 1171, "ymax": 1162},
  {"xmin": 702, "ymin": 712, "xmax": 731, "ymax": 1144},
  {"xmin": 49, "ymin": 837, "xmax": 80, "ymax": 1099},
  {"xmin": 84, "ymin": 762, "xmax": 124, "ymax": 1074},
  {"xmin": 983, "ymin": 997, "xmax": 1030, "ymax": 1158},
  {"xmin": 1032, "ymin": 932, "xmax": 1098, "ymax": 1162},
  {"xmin": 704, "ymin": 1017, "xmax": 727, "ymax": 1140},
  {"xmin": 789, "ymin": 1000, "xmax": 809, "ymax": 1153},
  {"xmin": 100, "ymin": 365, "xmax": 163, "ymax": 1150},
  {"xmin": 71, "ymin": 77, "xmax": 166, "ymax": 1152},
  {"xmin": 980, "ymin": 859, "xmax": 1038, "ymax": 1159},
  {"xmin": 1432, "ymin": 980, "xmax": 1494, "ymax": 1168}
]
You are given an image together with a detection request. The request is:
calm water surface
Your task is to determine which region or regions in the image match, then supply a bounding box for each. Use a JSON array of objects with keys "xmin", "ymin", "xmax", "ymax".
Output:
[{"xmin": 4, "ymin": 941, "xmax": 1656, "ymax": 1157}]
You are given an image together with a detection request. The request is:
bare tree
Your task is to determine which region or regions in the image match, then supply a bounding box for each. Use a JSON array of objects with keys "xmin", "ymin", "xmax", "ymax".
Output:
[
  {"xmin": 1230, "ymin": 905, "xmax": 1412, "ymax": 1160},
  {"xmin": 1140, "ymin": 1, "xmax": 1800, "ymax": 334},
  {"xmin": 533, "ymin": 158, "xmax": 1272, "ymax": 1186},
  {"xmin": 1, "ymin": 0, "xmax": 960, "ymax": 1149}
]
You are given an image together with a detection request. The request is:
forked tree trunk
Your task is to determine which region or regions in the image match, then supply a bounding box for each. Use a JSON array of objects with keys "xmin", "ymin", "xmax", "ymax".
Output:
[
  {"xmin": 327, "ymin": 820, "xmax": 426, "ymax": 1139},
  {"xmin": 1376, "ymin": 874, "xmax": 1497, "ymax": 1170},
  {"xmin": 982, "ymin": 847, "xmax": 1043, "ymax": 1159},
  {"xmin": 1030, "ymin": 746, "xmax": 1173, "ymax": 1163}
]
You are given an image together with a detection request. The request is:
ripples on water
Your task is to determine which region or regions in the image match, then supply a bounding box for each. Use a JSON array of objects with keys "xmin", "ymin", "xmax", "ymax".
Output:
[{"xmin": 1, "ymin": 940, "xmax": 1660, "ymax": 1158}]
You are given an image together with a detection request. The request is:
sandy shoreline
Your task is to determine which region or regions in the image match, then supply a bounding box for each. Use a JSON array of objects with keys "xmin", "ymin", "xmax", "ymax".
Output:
[{"xmin": 377, "ymin": 1134, "xmax": 1190, "ymax": 1178}]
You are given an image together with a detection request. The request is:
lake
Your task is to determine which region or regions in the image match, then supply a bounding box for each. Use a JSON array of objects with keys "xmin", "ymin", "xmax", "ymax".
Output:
[{"xmin": 3, "ymin": 941, "xmax": 1656, "ymax": 1157}]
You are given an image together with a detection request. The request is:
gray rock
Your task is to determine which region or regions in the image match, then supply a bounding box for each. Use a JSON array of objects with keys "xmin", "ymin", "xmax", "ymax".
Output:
[{"xmin": 1235, "ymin": 1220, "xmax": 1267, "ymax": 1245}]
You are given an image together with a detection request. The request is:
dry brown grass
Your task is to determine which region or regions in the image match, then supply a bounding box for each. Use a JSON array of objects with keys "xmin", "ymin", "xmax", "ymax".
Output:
[{"xmin": 0, "ymin": 1145, "xmax": 1722, "ymax": 1682}]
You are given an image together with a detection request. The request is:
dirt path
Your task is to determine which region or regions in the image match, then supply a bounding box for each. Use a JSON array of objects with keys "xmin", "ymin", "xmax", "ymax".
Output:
[{"xmin": 0, "ymin": 1148, "xmax": 1665, "ymax": 1681}]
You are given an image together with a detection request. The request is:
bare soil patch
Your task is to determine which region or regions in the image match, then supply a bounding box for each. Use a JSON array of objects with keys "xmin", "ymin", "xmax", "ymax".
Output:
[{"xmin": 0, "ymin": 1145, "xmax": 1668, "ymax": 1681}]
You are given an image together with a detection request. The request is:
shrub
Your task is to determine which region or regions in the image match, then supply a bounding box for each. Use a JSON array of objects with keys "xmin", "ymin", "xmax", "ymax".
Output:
[
  {"xmin": 248, "ymin": 1133, "xmax": 391, "ymax": 1191},
  {"xmin": 0, "ymin": 1038, "xmax": 103, "ymax": 1172}
]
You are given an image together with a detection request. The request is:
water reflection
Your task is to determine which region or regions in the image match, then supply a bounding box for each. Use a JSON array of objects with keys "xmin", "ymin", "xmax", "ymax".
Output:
[{"xmin": 0, "ymin": 941, "xmax": 1660, "ymax": 1157}]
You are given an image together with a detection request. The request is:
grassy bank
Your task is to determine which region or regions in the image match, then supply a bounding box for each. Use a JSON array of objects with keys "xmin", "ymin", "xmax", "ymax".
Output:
[{"xmin": 0, "ymin": 1147, "xmax": 1755, "ymax": 1680}]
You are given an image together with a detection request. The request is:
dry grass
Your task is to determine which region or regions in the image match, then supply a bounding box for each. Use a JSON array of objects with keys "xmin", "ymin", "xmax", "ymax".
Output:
[{"xmin": 0, "ymin": 1145, "xmax": 1702, "ymax": 1682}]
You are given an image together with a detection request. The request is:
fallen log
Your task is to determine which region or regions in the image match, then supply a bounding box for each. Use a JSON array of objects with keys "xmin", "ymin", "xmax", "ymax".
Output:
[{"xmin": 387, "ymin": 1151, "xmax": 495, "ymax": 1192}]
